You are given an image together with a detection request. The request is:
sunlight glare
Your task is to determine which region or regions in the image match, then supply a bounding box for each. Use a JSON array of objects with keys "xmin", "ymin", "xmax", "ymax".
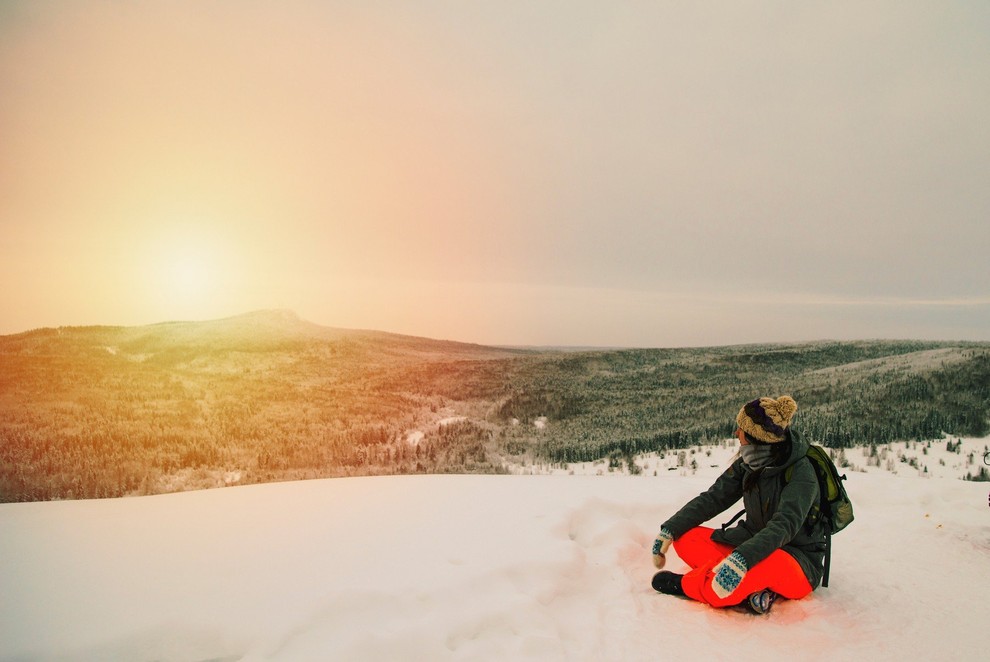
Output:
[
  {"xmin": 142, "ymin": 215, "xmax": 245, "ymax": 319},
  {"xmin": 167, "ymin": 253, "xmax": 213, "ymax": 299}
]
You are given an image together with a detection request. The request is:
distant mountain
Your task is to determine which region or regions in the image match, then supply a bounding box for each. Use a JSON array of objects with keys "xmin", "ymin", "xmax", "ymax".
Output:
[
  {"xmin": 2, "ymin": 309, "xmax": 528, "ymax": 364},
  {"xmin": 1, "ymin": 313, "xmax": 988, "ymax": 501}
]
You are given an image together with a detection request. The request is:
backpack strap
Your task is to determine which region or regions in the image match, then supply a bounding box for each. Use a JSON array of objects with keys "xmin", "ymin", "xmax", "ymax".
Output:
[{"xmin": 823, "ymin": 532, "xmax": 832, "ymax": 588}]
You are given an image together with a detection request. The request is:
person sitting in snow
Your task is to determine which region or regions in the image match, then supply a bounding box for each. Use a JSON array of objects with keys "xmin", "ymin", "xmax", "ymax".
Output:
[{"xmin": 650, "ymin": 395, "xmax": 825, "ymax": 614}]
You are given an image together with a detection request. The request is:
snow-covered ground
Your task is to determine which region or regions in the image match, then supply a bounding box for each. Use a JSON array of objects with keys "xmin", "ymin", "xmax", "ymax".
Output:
[{"xmin": 2, "ymin": 441, "xmax": 989, "ymax": 661}]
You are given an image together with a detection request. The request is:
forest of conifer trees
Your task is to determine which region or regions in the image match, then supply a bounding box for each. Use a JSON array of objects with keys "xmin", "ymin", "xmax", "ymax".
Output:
[{"xmin": 2, "ymin": 315, "xmax": 988, "ymax": 501}]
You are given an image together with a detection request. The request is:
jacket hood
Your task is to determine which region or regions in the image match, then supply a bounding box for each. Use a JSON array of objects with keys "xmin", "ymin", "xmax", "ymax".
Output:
[{"xmin": 760, "ymin": 428, "xmax": 809, "ymax": 477}]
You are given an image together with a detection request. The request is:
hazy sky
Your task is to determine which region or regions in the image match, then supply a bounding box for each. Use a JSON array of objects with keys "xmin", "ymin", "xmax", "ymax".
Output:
[{"xmin": 2, "ymin": 1, "xmax": 988, "ymax": 347}]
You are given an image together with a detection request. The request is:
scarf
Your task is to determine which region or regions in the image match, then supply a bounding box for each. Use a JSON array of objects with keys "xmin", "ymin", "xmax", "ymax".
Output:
[{"xmin": 740, "ymin": 444, "xmax": 775, "ymax": 470}]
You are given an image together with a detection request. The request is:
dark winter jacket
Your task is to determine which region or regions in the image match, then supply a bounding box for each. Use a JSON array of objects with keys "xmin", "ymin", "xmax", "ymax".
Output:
[{"xmin": 661, "ymin": 429, "xmax": 827, "ymax": 589}]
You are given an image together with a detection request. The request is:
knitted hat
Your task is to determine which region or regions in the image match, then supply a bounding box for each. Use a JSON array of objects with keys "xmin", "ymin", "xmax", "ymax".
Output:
[{"xmin": 736, "ymin": 396, "xmax": 797, "ymax": 444}]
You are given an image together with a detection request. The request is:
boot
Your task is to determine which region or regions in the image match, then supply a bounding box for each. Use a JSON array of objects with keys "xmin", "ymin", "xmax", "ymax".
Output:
[
  {"xmin": 651, "ymin": 571, "xmax": 685, "ymax": 596},
  {"xmin": 746, "ymin": 589, "xmax": 778, "ymax": 614}
]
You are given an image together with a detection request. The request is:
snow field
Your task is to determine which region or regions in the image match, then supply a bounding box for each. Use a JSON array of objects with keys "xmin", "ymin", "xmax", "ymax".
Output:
[{"xmin": 1, "ymin": 448, "xmax": 989, "ymax": 661}]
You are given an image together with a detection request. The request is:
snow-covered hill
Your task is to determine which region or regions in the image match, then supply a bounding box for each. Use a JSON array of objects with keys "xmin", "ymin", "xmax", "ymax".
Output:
[{"xmin": 2, "ymin": 445, "xmax": 988, "ymax": 661}]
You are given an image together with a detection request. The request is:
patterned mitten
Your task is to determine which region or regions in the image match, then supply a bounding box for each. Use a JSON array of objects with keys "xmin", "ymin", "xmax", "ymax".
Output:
[
  {"xmin": 711, "ymin": 551, "xmax": 748, "ymax": 599},
  {"xmin": 651, "ymin": 527, "xmax": 674, "ymax": 569}
]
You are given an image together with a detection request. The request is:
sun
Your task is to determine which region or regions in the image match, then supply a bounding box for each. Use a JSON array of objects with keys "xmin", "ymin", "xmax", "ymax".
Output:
[
  {"xmin": 143, "ymin": 220, "xmax": 241, "ymax": 318},
  {"xmin": 157, "ymin": 247, "xmax": 222, "ymax": 312},
  {"xmin": 166, "ymin": 253, "xmax": 214, "ymax": 299}
]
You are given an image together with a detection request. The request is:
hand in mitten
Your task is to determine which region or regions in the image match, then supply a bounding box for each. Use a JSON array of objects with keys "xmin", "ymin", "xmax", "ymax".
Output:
[
  {"xmin": 651, "ymin": 527, "xmax": 674, "ymax": 569},
  {"xmin": 711, "ymin": 551, "xmax": 748, "ymax": 599}
]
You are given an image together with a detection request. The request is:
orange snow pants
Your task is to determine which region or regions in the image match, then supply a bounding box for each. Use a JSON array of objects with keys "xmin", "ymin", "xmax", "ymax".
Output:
[{"xmin": 673, "ymin": 526, "xmax": 813, "ymax": 608}]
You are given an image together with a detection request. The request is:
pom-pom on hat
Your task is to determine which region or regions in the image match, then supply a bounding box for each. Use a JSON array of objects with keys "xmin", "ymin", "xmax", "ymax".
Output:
[{"xmin": 736, "ymin": 396, "xmax": 797, "ymax": 444}]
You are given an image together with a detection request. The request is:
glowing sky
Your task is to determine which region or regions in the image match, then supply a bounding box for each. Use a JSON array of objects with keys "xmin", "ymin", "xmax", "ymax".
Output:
[{"xmin": 2, "ymin": 1, "xmax": 988, "ymax": 347}]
